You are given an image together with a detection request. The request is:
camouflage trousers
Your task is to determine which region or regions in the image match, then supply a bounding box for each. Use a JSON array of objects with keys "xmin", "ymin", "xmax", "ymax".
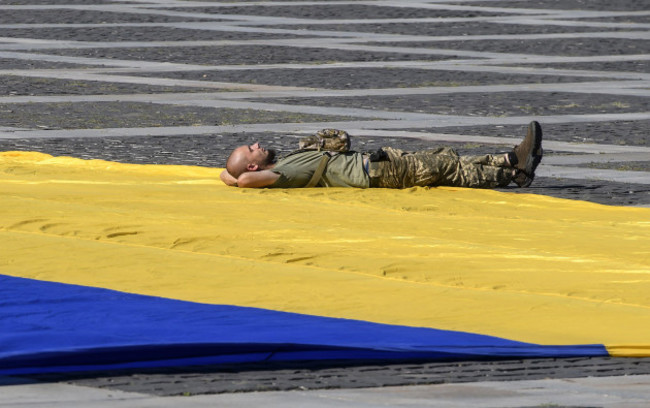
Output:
[{"xmin": 367, "ymin": 147, "xmax": 513, "ymax": 189}]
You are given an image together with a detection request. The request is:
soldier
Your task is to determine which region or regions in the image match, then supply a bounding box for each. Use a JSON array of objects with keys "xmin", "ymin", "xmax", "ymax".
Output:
[{"xmin": 220, "ymin": 122, "xmax": 543, "ymax": 190}]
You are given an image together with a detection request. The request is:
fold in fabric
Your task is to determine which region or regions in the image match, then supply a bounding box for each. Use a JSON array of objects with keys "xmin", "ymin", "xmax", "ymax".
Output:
[
  {"xmin": 1, "ymin": 152, "xmax": 649, "ymax": 373},
  {"xmin": 0, "ymin": 275, "xmax": 607, "ymax": 375}
]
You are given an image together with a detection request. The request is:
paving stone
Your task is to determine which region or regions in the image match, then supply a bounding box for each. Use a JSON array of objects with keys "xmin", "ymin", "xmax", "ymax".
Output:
[
  {"xmin": 368, "ymin": 38, "xmax": 650, "ymax": 57},
  {"xmin": 499, "ymin": 177, "xmax": 650, "ymax": 206},
  {"xmin": 414, "ymin": 120, "xmax": 650, "ymax": 146},
  {"xmin": 265, "ymin": 21, "xmax": 637, "ymax": 35},
  {"xmin": 121, "ymin": 68, "xmax": 615, "ymax": 90},
  {"xmin": 18, "ymin": 357, "xmax": 650, "ymax": 396},
  {"xmin": 569, "ymin": 15, "xmax": 650, "ymax": 24},
  {"xmin": 455, "ymin": 0, "xmax": 648, "ymax": 11},
  {"xmin": 575, "ymin": 160, "xmax": 650, "ymax": 171},
  {"xmin": 2, "ymin": 0, "xmax": 119, "ymax": 4},
  {"xmin": 510, "ymin": 60, "xmax": 650, "ymax": 73},
  {"xmin": 0, "ymin": 58, "xmax": 98, "ymax": 69},
  {"xmin": 165, "ymin": 5, "xmax": 507, "ymax": 19},
  {"xmin": 256, "ymin": 92, "xmax": 650, "ymax": 118},
  {"xmin": 0, "ymin": 27, "xmax": 308, "ymax": 42},
  {"xmin": 0, "ymin": 76, "xmax": 231, "ymax": 96},
  {"xmin": 0, "ymin": 9, "xmax": 214, "ymax": 24},
  {"xmin": 35, "ymin": 45, "xmax": 460, "ymax": 65},
  {"xmin": 0, "ymin": 102, "xmax": 358, "ymax": 129}
]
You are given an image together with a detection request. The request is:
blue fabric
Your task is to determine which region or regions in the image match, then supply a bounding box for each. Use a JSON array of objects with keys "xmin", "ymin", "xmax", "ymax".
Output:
[{"xmin": 0, "ymin": 275, "xmax": 608, "ymax": 374}]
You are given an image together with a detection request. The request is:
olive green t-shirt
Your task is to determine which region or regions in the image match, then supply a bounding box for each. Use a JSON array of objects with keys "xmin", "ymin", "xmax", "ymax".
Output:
[{"xmin": 269, "ymin": 151, "xmax": 369, "ymax": 188}]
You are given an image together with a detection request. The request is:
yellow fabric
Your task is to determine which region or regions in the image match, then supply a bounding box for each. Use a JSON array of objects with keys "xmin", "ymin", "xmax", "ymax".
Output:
[{"xmin": 2, "ymin": 151, "xmax": 649, "ymax": 356}]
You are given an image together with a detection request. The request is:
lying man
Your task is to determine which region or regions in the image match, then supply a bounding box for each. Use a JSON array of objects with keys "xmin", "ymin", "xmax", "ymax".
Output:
[{"xmin": 220, "ymin": 121, "xmax": 543, "ymax": 190}]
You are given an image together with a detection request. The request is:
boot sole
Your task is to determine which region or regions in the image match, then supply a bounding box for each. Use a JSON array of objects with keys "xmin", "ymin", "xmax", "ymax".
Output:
[{"xmin": 521, "ymin": 121, "xmax": 543, "ymax": 176}]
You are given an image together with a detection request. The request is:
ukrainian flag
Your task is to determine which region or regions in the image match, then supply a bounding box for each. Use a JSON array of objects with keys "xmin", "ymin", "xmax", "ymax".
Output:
[{"xmin": 1, "ymin": 152, "xmax": 649, "ymax": 374}]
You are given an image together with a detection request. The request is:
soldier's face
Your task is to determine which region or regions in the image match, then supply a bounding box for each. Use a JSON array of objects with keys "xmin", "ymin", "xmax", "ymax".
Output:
[{"xmin": 241, "ymin": 142, "xmax": 276, "ymax": 168}]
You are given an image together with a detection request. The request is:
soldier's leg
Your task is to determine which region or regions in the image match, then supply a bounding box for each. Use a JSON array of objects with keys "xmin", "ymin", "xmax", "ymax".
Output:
[
  {"xmin": 370, "ymin": 147, "xmax": 513, "ymax": 189},
  {"xmin": 459, "ymin": 153, "xmax": 511, "ymax": 168},
  {"xmin": 451, "ymin": 162, "xmax": 513, "ymax": 188},
  {"xmin": 411, "ymin": 149, "xmax": 513, "ymax": 188},
  {"xmin": 376, "ymin": 147, "xmax": 461, "ymax": 188}
]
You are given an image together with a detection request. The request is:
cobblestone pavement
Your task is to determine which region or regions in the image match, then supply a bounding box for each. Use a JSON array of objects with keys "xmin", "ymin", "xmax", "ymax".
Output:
[
  {"xmin": 19, "ymin": 356, "xmax": 650, "ymax": 397},
  {"xmin": 1, "ymin": 0, "xmax": 649, "ymax": 405}
]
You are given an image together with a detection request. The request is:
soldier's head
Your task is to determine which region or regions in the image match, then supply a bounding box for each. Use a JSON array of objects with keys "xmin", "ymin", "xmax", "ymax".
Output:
[{"xmin": 226, "ymin": 142, "xmax": 277, "ymax": 178}]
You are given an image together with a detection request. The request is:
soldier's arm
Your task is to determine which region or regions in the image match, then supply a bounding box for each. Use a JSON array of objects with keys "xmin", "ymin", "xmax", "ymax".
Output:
[
  {"xmin": 237, "ymin": 169, "xmax": 280, "ymax": 188},
  {"xmin": 220, "ymin": 169, "xmax": 239, "ymax": 186}
]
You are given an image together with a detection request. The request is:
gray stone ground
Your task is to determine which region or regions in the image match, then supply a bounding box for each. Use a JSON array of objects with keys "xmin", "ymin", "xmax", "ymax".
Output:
[{"xmin": 1, "ymin": 0, "xmax": 650, "ymax": 406}]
